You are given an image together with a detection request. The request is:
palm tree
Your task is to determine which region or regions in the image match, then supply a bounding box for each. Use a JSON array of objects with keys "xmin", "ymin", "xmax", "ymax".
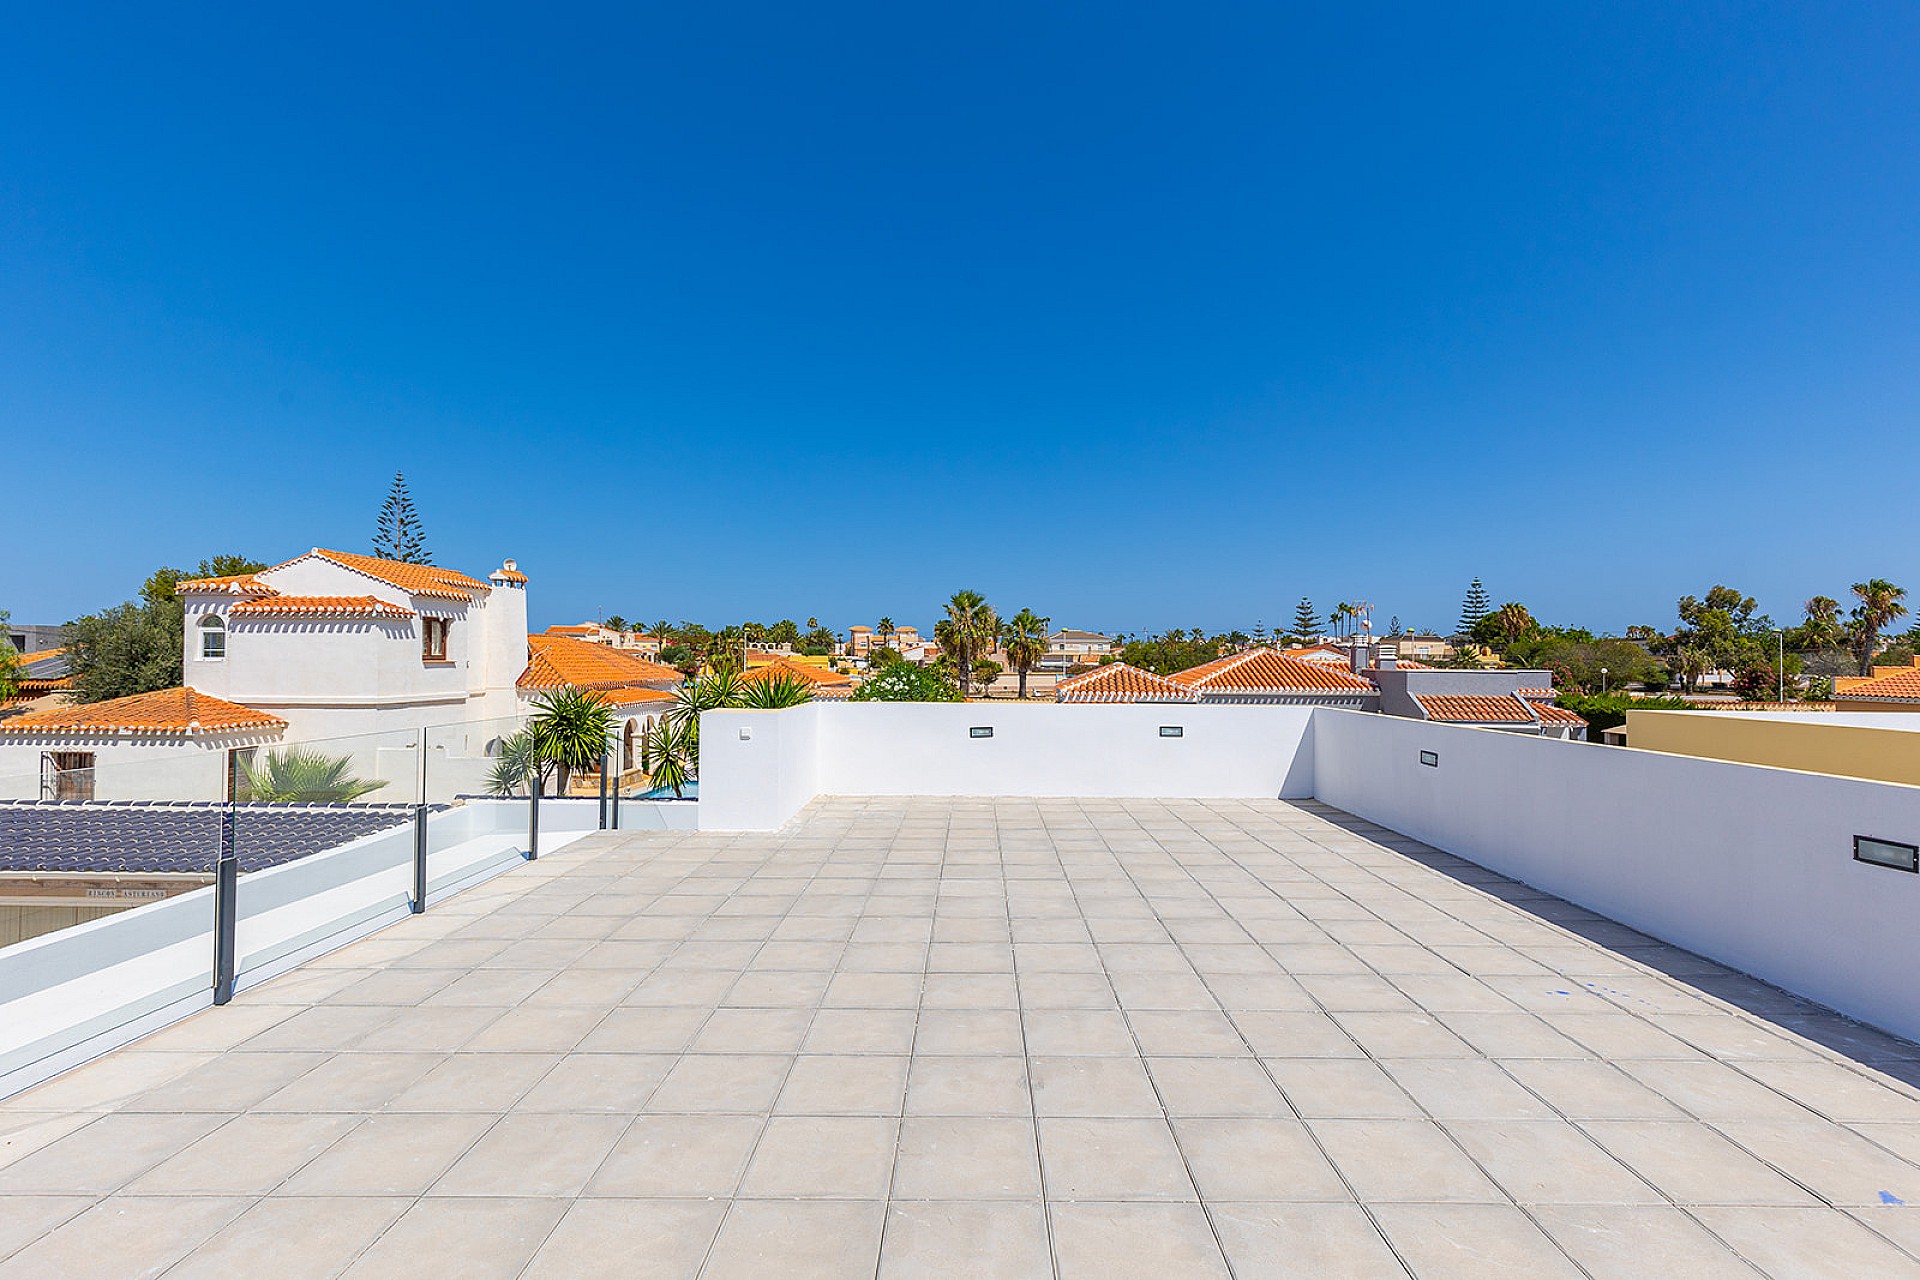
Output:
[
  {"xmin": 1673, "ymin": 644, "xmax": 1711, "ymax": 694},
  {"xmin": 1003, "ymin": 608, "xmax": 1050, "ymax": 700},
  {"xmin": 877, "ymin": 616, "xmax": 895, "ymax": 648},
  {"xmin": 1800, "ymin": 597, "xmax": 1845, "ymax": 651},
  {"xmin": 1495, "ymin": 602, "xmax": 1535, "ymax": 646},
  {"xmin": 239, "ymin": 749, "xmax": 389, "ymax": 803},
  {"xmin": 1850, "ymin": 579, "xmax": 1910, "ymax": 675},
  {"xmin": 935, "ymin": 590, "xmax": 998, "ymax": 693}
]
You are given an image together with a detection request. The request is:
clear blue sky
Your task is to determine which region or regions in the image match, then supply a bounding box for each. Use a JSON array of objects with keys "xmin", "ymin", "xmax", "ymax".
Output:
[{"xmin": 5, "ymin": 3, "xmax": 1917, "ymax": 637}]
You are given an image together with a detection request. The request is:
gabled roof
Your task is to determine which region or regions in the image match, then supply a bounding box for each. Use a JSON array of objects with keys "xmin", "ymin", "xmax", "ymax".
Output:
[
  {"xmin": 1415, "ymin": 694, "xmax": 1538, "ymax": 724},
  {"xmin": 1277, "ymin": 643, "xmax": 1352, "ymax": 666},
  {"xmin": 1515, "ymin": 688, "xmax": 1554, "ymax": 700},
  {"xmin": 230, "ymin": 595, "xmax": 416, "ymax": 620},
  {"xmin": 1056, "ymin": 663, "xmax": 1198, "ymax": 703},
  {"xmin": 301, "ymin": 550, "xmax": 491, "ymax": 601},
  {"xmin": 15, "ymin": 649, "xmax": 72, "ymax": 684},
  {"xmin": 1169, "ymin": 648, "xmax": 1376, "ymax": 695},
  {"xmin": 1528, "ymin": 701, "xmax": 1588, "ymax": 728},
  {"xmin": 519, "ymin": 633, "xmax": 684, "ymax": 692},
  {"xmin": 175, "ymin": 574, "xmax": 278, "ymax": 597},
  {"xmin": 0, "ymin": 688, "xmax": 285, "ymax": 736},
  {"xmin": 739, "ymin": 655, "xmax": 853, "ymax": 686},
  {"xmin": 1835, "ymin": 663, "xmax": 1920, "ymax": 703},
  {"xmin": 1050, "ymin": 629, "xmax": 1114, "ymax": 643}
]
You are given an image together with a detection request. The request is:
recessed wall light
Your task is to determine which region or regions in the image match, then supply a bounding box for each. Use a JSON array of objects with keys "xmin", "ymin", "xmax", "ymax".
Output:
[
  {"xmin": 1855, "ymin": 835, "xmax": 1918, "ymax": 873},
  {"xmin": 1419, "ymin": 750, "xmax": 1439, "ymax": 768},
  {"xmin": 1159, "ymin": 726, "xmax": 1184, "ymax": 738},
  {"xmin": 969, "ymin": 726, "xmax": 994, "ymax": 739}
]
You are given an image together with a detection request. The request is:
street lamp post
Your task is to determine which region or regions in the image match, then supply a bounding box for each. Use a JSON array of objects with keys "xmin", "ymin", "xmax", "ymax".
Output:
[
  {"xmin": 1778, "ymin": 630, "xmax": 1785, "ymax": 703},
  {"xmin": 1601, "ymin": 667, "xmax": 1608, "ymax": 694}
]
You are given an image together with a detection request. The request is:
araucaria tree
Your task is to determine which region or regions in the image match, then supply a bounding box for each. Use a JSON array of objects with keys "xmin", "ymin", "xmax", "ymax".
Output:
[
  {"xmin": 935, "ymin": 590, "xmax": 998, "ymax": 694},
  {"xmin": 373, "ymin": 471, "xmax": 432, "ymax": 564},
  {"xmin": 1291, "ymin": 598, "xmax": 1319, "ymax": 641},
  {"xmin": 1457, "ymin": 578, "xmax": 1491, "ymax": 638},
  {"xmin": 1002, "ymin": 608, "xmax": 1050, "ymax": 700}
]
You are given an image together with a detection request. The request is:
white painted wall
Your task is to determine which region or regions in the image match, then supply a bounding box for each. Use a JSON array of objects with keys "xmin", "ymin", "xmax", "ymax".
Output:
[
  {"xmin": 1311, "ymin": 708, "xmax": 1920, "ymax": 1044},
  {"xmin": 0, "ymin": 734, "xmax": 268, "ymax": 801},
  {"xmin": 698, "ymin": 703, "xmax": 1315, "ymax": 831},
  {"xmin": 700, "ymin": 704, "xmax": 823, "ymax": 831}
]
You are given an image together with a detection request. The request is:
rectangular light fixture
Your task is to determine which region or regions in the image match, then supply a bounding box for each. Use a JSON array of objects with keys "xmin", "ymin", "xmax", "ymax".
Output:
[
  {"xmin": 969, "ymin": 726, "xmax": 994, "ymax": 739},
  {"xmin": 1159, "ymin": 726, "xmax": 1184, "ymax": 738},
  {"xmin": 1419, "ymin": 750, "xmax": 1439, "ymax": 768},
  {"xmin": 1855, "ymin": 835, "xmax": 1918, "ymax": 873}
]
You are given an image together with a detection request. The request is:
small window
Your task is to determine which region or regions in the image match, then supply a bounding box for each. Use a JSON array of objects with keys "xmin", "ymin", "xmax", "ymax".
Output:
[
  {"xmin": 422, "ymin": 618, "xmax": 450, "ymax": 662},
  {"xmin": 199, "ymin": 614, "xmax": 226, "ymax": 659}
]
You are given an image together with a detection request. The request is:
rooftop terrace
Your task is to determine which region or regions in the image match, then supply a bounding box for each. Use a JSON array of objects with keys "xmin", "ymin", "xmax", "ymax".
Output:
[{"xmin": 4, "ymin": 797, "xmax": 1920, "ymax": 1277}]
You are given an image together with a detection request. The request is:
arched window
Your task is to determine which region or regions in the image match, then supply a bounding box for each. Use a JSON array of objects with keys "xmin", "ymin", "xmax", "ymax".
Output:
[{"xmin": 199, "ymin": 615, "xmax": 226, "ymax": 659}]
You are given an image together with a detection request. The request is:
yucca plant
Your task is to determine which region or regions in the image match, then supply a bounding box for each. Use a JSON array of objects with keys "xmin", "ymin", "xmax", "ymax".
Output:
[
  {"xmin": 484, "ymin": 729, "xmax": 539, "ymax": 797},
  {"xmin": 641, "ymin": 715, "xmax": 696, "ymax": 797},
  {"xmin": 526, "ymin": 687, "xmax": 617, "ymax": 794},
  {"xmin": 738, "ymin": 673, "xmax": 814, "ymax": 709},
  {"xmin": 239, "ymin": 748, "xmax": 389, "ymax": 803}
]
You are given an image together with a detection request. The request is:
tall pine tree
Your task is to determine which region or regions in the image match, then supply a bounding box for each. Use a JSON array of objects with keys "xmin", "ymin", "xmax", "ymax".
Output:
[
  {"xmin": 1291, "ymin": 597, "xmax": 1320, "ymax": 640},
  {"xmin": 1457, "ymin": 578, "xmax": 1491, "ymax": 637},
  {"xmin": 373, "ymin": 471, "xmax": 432, "ymax": 564}
]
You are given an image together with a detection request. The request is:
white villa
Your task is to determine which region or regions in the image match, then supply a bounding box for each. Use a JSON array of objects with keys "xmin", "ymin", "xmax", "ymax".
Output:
[{"xmin": 0, "ymin": 549, "xmax": 680, "ymax": 800}]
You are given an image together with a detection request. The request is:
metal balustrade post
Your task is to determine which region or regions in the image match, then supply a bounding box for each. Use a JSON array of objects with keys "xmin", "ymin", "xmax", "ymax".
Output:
[
  {"xmin": 213, "ymin": 803, "xmax": 238, "ymax": 1006},
  {"xmin": 528, "ymin": 778, "xmax": 540, "ymax": 860},
  {"xmin": 610, "ymin": 760, "xmax": 622, "ymax": 831},
  {"xmin": 412, "ymin": 735, "xmax": 428, "ymax": 913},
  {"xmin": 598, "ymin": 751, "xmax": 610, "ymax": 830}
]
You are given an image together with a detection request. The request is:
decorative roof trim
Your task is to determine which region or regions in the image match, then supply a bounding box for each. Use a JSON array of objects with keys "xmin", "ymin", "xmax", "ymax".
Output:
[{"xmin": 229, "ymin": 595, "xmax": 416, "ymax": 620}]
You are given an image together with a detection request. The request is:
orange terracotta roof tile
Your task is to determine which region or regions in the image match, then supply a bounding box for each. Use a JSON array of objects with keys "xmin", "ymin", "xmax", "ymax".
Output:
[
  {"xmin": 1056, "ymin": 663, "xmax": 1198, "ymax": 703},
  {"xmin": 738, "ymin": 655, "xmax": 853, "ymax": 686},
  {"xmin": 519, "ymin": 633, "xmax": 685, "ymax": 691},
  {"xmin": 1835, "ymin": 666, "xmax": 1920, "ymax": 702},
  {"xmin": 491, "ymin": 566, "xmax": 529, "ymax": 584},
  {"xmin": 305, "ymin": 549, "xmax": 490, "ymax": 600},
  {"xmin": 546, "ymin": 624, "xmax": 600, "ymax": 635},
  {"xmin": 1528, "ymin": 701, "xmax": 1588, "ymax": 727},
  {"xmin": 1169, "ymin": 648, "xmax": 1376, "ymax": 695},
  {"xmin": 0, "ymin": 687, "xmax": 285, "ymax": 735},
  {"xmin": 1515, "ymin": 688, "xmax": 1554, "ymax": 699},
  {"xmin": 229, "ymin": 595, "xmax": 416, "ymax": 619},
  {"xmin": 1415, "ymin": 694, "xmax": 1537, "ymax": 724},
  {"xmin": 175, "ymin": 574, "xmax": 278, "ymax": 596}
]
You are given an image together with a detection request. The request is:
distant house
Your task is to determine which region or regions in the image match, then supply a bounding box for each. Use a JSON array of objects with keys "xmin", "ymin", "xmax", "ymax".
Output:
[
  {"xmin": 0, "ymin": 548, "xmax": 685, "ymax": 800},
  {"xmin": 6, "ymin": 624, "xmax": 66, "ymax": 657},
  {"xmin": 1166, "ymin": 648, "xmax": 1379, "ymax": 708},
  {"xmin": 1055, "ymin": 664, "xmax": 1197, "ymax": 703},
  {"xmin": 1390, "ymin": 633, "xmax": 1453, "ymax": 661},
  {"xmin": 1, "ymin": 648, "xmax": 75, "ymax": 721},
  {"xmin": 1368, "ymin": 665, "xmax": 1584, "ymax": 740},
  {"xmin": 543, "ymin": 622, "xmax": 661, "ymax": 655},
  {"xmin": 1042, "ymin": 630, "xmax": 1117, "ymax": 671},
  {"xmin": 738, "ymin": 654, "xmax": 856, "ymax": 700},
  {"xmin": 847, "ymin": 625, "xmax": 922, "ymax": 660},
  {"xmin": 1834, "ymin": 658, "xmax": 1920, "ymax": 712}
]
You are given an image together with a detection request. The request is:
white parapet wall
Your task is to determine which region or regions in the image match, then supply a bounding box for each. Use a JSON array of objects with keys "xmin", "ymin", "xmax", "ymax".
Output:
[
  {"xmin": 1311, "ymin": 708, "xmax": 1920, "ymax": 1043},
  {"xmin": 699, "ymin": 702, "xmax": 1317, "ymax": 831}
]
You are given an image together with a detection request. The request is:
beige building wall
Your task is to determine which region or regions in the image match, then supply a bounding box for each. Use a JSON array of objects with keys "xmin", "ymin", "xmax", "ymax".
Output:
[{"xmin": 1625, "ymin": 711, "xmax": 1920, "ymax": 787}]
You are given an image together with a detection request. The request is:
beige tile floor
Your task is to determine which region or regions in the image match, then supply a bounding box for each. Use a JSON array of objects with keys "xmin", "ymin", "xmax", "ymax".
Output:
[{"xmin": 5, "ymin": 797, "xmax": 1920, "ymax": 1277}]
